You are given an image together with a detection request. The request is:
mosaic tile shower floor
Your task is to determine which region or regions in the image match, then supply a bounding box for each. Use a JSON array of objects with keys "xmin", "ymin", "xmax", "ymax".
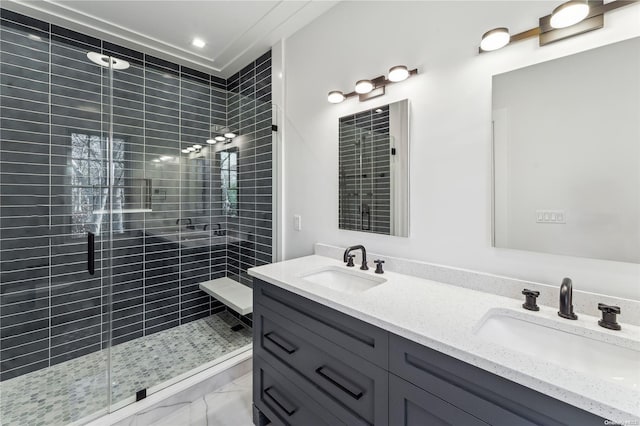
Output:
[{"xmin": 0, "ymin": 312, "xmax": 252, "ymax": 426}]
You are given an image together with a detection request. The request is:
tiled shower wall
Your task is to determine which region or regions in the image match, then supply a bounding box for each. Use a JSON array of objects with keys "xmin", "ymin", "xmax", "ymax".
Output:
[
  {"xmin": 338, "ymin": 105, "xmax": 391, "ymax": 234},
  {"xmin": 0, "ymin": 9, "xmax": 272, "ymax": 381}
]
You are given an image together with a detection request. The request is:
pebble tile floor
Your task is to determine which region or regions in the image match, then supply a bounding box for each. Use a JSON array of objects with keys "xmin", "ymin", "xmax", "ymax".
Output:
[{"xmin": 0, "ymin": 312, "xmax": 251, "ymax": 426}]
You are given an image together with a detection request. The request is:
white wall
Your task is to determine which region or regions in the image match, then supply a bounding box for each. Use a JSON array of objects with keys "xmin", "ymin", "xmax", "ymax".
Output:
[{"xmin": 278, "ymin": 1, "xmax": 640, "ymax": 300}]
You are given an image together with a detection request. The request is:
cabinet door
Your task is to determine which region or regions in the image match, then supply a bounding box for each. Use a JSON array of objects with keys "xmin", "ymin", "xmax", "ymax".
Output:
[
  {"xmin": 255, "ymin": 302, "xmax": 388, "ymax": 426},
  {"xmin": 389, "ymin": 374, "xmax": 488, "ymax": 426},
  {"xmin": 254, "ymin": 355, "xmax": 346, "ymax": 426}
]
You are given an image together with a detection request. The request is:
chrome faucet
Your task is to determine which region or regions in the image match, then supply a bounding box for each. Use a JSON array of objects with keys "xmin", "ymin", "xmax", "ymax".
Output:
[
  {"xmin": 558, "ymin": 277, "xmax": 578, "ymax": 320},
  {"xmin": 343, "ymin": 245, "xmax": 368, "ymax": 270}
]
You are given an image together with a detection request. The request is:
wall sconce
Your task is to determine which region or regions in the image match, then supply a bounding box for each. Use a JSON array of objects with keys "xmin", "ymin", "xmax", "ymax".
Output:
[
  {"xmin": 479, "ymin": 0, "xmax": 634, "ymax": 53},
  {"xmin": 201, "ymin": 128, "xmax": 238, "ymax": 148},
  {"xmin": 328, "ymin": 65, "xmax": 418, "ymax": 104}
]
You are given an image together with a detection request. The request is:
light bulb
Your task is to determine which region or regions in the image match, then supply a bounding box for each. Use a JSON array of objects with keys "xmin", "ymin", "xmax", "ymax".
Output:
[
  {"xmin": 550, "ymin": 1, "xmax": 589, "ymax": 28},
  {"xmin": 355, "ymin": 80, "xmax": 374, "ymax": 94},
  {"xmin": 388, "ymin": 66, "xmax": 409, "ymax": 82},
  {"xmin": 327, "ymin": 90, "xmax": 345, "ymax": 103},
  {"xmin": 480, "ymin": 27, "xmax": 510, "ymax": 52}
]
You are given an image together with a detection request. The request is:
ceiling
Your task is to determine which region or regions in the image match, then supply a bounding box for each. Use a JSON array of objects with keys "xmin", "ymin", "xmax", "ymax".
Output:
[{"xmin": 3, "ymin": 0, "xmax": 337, "ymax": 77}]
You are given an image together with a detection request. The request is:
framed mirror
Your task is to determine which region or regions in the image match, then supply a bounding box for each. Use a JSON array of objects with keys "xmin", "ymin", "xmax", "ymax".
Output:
[
  {"xmin": 492, "ymin": 37, "xmax": 639, "ymax": 263},
  {"xmin": 338, "ymin": 99, "xmax": 409, "ymax": 237}
]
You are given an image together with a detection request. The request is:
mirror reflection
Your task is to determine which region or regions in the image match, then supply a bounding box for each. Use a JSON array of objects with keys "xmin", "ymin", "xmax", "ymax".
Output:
[
  {"xmin": 492, "ymin": 37, "xmax": 640, "ymax": 263},
  {"xmin": 339, "ymin": 99, "xmax": 409, "ymax": 237}
]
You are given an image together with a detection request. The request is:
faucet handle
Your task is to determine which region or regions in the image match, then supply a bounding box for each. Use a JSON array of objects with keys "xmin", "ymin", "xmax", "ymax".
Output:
[
  {"xmin": 521, "ymin": 289, "xmax": 540, "ymax": 311},
  {"xmin": 345, "ymin": 255, "xmax": 355, "ymax": 267},
  {"xmin": 598, "ymin": 303, "xmax": 621, "ymax": 330},
  {"xmin": 374, "ymin": 260, "xmax": 385, "ymax": 274}
]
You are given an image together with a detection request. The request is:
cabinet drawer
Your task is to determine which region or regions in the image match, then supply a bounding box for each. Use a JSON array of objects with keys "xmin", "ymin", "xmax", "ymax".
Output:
[
  {"xmin": 389, "ymin": 334, "xmax": 605, "ymax": 426},
  {"xmin": 254, "ymin": 355, "xmax": 346, "ymax": 426},
  {"xmin": 254, "ymin": 278, "xmax": 388, "ymax": 368},
  {"xmin": 255, "ymin": 302, "xmax": 388, "ymax": 426},
  {"xmin": 389, "ymin": 374, "xmax": 488, "ymax": 426}
]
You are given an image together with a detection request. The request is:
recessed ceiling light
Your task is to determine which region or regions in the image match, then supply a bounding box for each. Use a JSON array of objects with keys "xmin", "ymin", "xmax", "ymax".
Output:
[
  {"xmin": 215, "ymin": 135, "xmax": 226, "ymax": 142},
  {"xmin": 192, "ymin": 38, "xmax": 206, "ymax": 48},
  {"xmin": 224, "ymin": 132, "xmax": 236, "ymax": 139}
]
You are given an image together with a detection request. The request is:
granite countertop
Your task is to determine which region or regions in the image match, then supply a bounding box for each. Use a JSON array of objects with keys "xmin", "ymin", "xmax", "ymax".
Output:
[{"xmin": 248, "ymin": 254, "xmax": 640, "ymax": 423}]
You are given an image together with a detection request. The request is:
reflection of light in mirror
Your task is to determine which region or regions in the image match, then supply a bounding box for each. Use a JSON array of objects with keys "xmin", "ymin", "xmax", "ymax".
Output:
[
  {"xmin": 160, "ymin": 156, "xmax": 172, "ymax": 161},
  {"xmin": 28, "ymin": 34, "xmax": 42, "ymax": 42},
  {"xmin": 215, "ymin": 135, "xmax": 226, "ymax": 142},
  {"xmin": 152, "ymin": 159, "xmax": 160, "ymax": 163},
  {"xmin": 206, "ymin": 138, "xmax": 216, "ymax": 144},
  {"xmin": 181, "ymin": 149, "xmax": 190, "ymax": 153},
  {"xmin": 224, "ymin": 132, "xmax": 236, "ymax": 139},
  {"xmin": 186, "ymin": 147, "xmax": 196, "ymax": 152},
  {"xmin": 193, "ymin": 144, "xmax": 202, "ymax": 149}
]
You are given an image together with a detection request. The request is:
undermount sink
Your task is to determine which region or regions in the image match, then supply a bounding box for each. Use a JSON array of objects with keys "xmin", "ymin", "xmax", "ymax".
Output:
[
  {"xmin": 301, "ymin": 266, "xmax": 386, "ymax": 294},
  {"xmin": 474, "ymin": 309, "xmax": 640, "ymax": 390}
]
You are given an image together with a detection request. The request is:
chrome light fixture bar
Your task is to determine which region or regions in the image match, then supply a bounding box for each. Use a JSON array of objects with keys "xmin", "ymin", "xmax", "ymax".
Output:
[
  {"xmin": 479, "ymin": 0, "xmax": 634, "ymax": 53},
  {"xmin": 328, "ymin": 65, "xmax": 418, "ymax": 104}
]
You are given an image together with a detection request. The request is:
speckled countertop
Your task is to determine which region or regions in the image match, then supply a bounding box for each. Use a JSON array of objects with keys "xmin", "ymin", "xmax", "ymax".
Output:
[{"xmin": 248, "ymin": 254, "xmax": 640, "ymax": 423}]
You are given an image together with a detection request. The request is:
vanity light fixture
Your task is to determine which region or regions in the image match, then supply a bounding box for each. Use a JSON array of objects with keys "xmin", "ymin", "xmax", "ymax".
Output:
[
  {"xmin": 355, "ymin": 80, "xmax": 374, "ymax": 94},
  {"xmin": 550, "ymin": 0, "xmax": 590, "ymax": 28},
  {"xmin": 479, "ymin": 0, "xmax": 634, "ymax": 53},
  {"xmin": 480, "ymin": 28, "xmax": 511, "ymax": 51},
  {"xmin": 327, "ymin": 65, "xmax": 418, "ymax": 103},
  {"xmin": 328, "ymin": 91, "xmax": 346, "ymax": 104}
]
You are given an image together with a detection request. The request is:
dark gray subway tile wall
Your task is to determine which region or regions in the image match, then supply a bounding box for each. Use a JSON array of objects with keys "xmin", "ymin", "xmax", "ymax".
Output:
[
  {"xmin": 339, "ymin": 105, "xmax": 391, "ymax": 234},
  {"xmin": 0, "ymin": 9, "xmax": 272, "ymax": 381}
]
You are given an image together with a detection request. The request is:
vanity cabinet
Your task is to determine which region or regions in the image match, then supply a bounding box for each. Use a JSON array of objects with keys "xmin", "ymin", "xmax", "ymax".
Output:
[{"xmin": 253, "ymin": 279, "xmax": 606, "ymax": 426}]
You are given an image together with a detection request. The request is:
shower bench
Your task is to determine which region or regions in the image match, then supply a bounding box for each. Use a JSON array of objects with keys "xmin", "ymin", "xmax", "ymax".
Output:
[{"xmin": 199, "ymin": 277, "xmax": 253, "ymax": 318}]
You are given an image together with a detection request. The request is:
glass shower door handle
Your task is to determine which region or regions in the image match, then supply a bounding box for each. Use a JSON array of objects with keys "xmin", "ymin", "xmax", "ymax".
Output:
[{"xmin": 88, "ymin": 231, "xmax": 95, "ymax": 275}]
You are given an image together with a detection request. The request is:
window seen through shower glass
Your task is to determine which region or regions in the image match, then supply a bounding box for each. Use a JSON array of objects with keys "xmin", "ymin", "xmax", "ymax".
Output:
[
  {"xmin": 220, "ymin": 149, "xmax": 238, "ymax": 216},
  {"xmin": 71, "ymin": 133, "xmax": 125, "ymax": 236}
]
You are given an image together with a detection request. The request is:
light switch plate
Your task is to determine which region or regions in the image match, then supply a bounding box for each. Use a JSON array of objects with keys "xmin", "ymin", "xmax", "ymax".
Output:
[{"xmin": 293, "ymin": 215, "xmax": 302, "ymax": 231}]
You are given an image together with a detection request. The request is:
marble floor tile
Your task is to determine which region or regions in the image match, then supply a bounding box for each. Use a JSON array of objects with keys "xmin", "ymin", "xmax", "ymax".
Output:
[{"xmin": 149, "ymin": 373, "xmax": 254, "ymax": 426}]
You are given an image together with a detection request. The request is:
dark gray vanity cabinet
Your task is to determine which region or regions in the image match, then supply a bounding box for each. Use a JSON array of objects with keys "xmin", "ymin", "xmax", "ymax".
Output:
[
  {"xmin": 253, "ymin": 279, "xmax": 607, "ymax": 426},
  {"xmin": 253, "ymin": 279, "xmax": 389, "ymax": 426}
]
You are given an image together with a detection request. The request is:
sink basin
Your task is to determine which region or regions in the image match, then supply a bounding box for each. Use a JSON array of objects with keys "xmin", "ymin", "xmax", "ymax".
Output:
[
  {"xmin": 474, "ymin": 309, "xmax": 640, "ymax": 390},
  {"xmin": 301, "ymin": 267, "xmax": 386, "ymax": 294}
]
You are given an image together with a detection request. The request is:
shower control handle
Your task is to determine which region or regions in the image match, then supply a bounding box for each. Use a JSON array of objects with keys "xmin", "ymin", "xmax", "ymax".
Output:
[{"xmin": 87, "ymin": 232, "xmax": 95, "ymax": 275}]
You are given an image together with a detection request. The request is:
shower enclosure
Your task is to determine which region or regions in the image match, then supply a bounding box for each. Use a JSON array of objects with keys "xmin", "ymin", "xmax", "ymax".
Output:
[{"xmin": 0, "ymin": 9, "xmax": 272, "ymax": 425}]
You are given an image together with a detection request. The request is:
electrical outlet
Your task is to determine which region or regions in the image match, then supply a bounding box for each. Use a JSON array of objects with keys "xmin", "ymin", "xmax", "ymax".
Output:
[
  {"xmin": 536, "ymin": 210, "xmax": 566, "ymax": 224},
  {"xmin": 293, "ymin": 215, "xmax": 302, "ymax": 231}
]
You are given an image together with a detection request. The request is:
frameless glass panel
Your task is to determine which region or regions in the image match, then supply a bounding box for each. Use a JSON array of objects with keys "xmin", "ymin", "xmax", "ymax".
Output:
[{"xmin": 0, "ymin": 16, "xmax": 112, "ymax": 424}]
